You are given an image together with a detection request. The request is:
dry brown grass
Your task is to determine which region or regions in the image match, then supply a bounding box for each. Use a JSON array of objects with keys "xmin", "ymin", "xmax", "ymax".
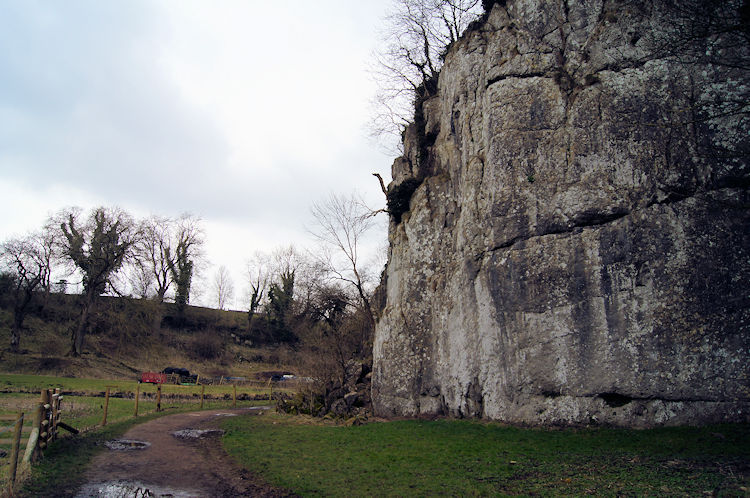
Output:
[{"xmin": 0, "ymin": 303, "xmax": 304, "ymax": 383}]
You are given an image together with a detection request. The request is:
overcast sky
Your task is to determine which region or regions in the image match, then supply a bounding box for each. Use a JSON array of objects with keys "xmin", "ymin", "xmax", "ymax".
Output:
[{"xmin": 0, "ymin": 0, "xmax": 395, "ymax": 309}]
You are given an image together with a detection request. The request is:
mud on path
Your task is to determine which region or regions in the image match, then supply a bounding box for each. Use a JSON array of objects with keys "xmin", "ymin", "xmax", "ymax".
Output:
[{"xmin": 76, "ymin": 408, "xmax": 295, "ymax": 497}]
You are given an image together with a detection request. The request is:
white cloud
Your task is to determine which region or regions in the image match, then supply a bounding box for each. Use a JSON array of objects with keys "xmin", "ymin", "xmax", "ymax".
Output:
[{"xmin": 0, "ymin": 0, "xmax": 395, "ymax": 307}]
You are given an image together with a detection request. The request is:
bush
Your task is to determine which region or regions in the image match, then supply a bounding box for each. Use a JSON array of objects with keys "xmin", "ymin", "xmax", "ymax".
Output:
[
  {"xmin": 387, "ymin": 178, "xmax": 422, "ymax": 224},
  {"xmin": 187, "ymin": 330, "xmax": 225, "ymax": 361}
]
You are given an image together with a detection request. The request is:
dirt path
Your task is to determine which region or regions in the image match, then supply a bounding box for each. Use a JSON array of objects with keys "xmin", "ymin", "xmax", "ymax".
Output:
[{"xmin": 75, "ymin": 407, "xmax": 294, "ymax": 497}]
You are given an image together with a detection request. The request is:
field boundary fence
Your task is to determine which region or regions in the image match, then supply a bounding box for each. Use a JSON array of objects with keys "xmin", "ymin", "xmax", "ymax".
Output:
[
  {"xmin": 155, "ymin": 373, "xmax": 303, "ymax": 390},
  {"xmin": 1, "ymin": 378, "xmax": 300, "ymax": 494},
  {"xmin": 1, "ymin": 388, "xmax": 77, "ymax": 495}
]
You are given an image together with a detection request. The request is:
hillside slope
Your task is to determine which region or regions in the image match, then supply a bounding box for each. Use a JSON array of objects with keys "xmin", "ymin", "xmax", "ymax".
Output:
[{"xmin": 0, "ymin": 293, "xmax": 290, "ymax": 380}]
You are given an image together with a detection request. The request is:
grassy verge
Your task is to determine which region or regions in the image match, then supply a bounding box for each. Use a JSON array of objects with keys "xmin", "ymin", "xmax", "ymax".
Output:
[{"xmin": 222, "ymin": 414, "xmax": 750, "ymax": 496}]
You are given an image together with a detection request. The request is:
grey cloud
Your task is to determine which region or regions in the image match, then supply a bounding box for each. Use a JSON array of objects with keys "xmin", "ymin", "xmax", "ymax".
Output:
[{"xmin": 0, "ymin": 0, "xmax": 231, "ymax": 216}]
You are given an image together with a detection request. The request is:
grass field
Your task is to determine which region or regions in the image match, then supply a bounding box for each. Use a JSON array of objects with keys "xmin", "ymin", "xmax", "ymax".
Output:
[
  {"xmin": 5, "ymin": 372, "xmax": 749, "ymax": 496},
  {"xmin": 221, "ymin": 413, "xmax": 750, "ymax": 496},
  {"xmin": 0, "ymin": 372, "xmax": 295, "ymax": 397}
]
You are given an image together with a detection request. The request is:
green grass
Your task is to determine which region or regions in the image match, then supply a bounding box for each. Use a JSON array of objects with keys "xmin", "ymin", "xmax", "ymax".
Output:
[
  {"xmin": 0, "ymin": 373, "xmax": 135, "ymax": 393},
  {"xmin": 222, "ymin": 414, "xmax": 750, "ymax": 496},
  {"xmin": 0, "ymin": 372, "xmax": 292, "ymax": 397}
]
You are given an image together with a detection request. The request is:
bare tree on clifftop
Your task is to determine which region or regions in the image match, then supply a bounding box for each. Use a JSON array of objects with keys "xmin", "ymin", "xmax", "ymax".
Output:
[
  {"xmin": 370, "ymin": 0, "xmax": 484, "ymax": 149},
  {"xmin": 166, "ymin": 214, "xmax": 204, "ymax": 323},
  {"xmin": 133, "ymin": 213, "xmax": 204, "ymax": 304},
  {"xmin": 212, "ymin": 264, "xmax": 235, "ymax": 311},
  {"xmin": 1, "ymin": 232, "xmax": 54, "ymax": 353},
  {"xmin": 245, "ymin": 253, "xmax": 268, "ymax": 332},
  {"xmin": 54, "ymin": 206, "xmax": 139, "ymax": 357}
]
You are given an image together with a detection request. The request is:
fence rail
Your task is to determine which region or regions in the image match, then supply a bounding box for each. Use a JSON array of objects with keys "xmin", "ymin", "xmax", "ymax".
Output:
[
  {"xmin": 142, "ymin": 373, "xmax": 305, "ymax": 390},
  {"xmin": 1, "ymin": 389, "xmax": 72, "ymax": 494},
  {"xmin": 2, "ymin": 381, "xmax": 295, "ymax": 495}
]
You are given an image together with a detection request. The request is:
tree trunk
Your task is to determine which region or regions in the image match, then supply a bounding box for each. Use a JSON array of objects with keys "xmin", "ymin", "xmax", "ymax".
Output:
[
  {"xmin": 354, "ymin": 282, "xmax": 376, "ymax": 336},
  {"xmin": 152, "ymin": 292, "xmax": 166, "ymax": 333},
  {"xmin": 10, "ymin": 312, "xmax": 22, "ymax": 353},
  {"xmin": 70, "ymin": 295, "xmax": 93, "ymax": 357},
  {"xmin": 42, "ymin": 283, "xmax": 51, "ymax": 310},
  {"xmin": 10, "ymin": 287, "xmax": 35, "ymax": 354}
]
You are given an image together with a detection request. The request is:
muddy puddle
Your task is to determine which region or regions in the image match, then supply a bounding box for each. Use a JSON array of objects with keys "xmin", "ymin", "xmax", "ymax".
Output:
[
  {"xmin": 172, "ymin": 428, "xmax": 225, "ymax": 439},
  {"xmin": 104, "ymin": 439, "xmax": 151, "ymax": 450},
  {"xmin": 76, "ymin": 480, "xmax": 203, "ymax": 497}
]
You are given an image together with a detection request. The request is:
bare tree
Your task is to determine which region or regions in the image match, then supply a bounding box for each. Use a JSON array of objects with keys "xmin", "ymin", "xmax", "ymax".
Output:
[
  {"xmin": 268, "ymin": 245, "xmax": 321, "ymax": 312},
  {"xmin": 370, "ymin": 0, "xmax": 483, "ymax": 146},
  {"xmin": 36, "ymin": 226, "xmax": 57, "ymax": 306},
  {"xmin": 133, "ymin": 215, "xmax": 170, "ymax": 301},
  {"xmin": 54, "ymin": 206, "xmax": 139, "ymax": 356},
  {"xmin": 309, "ymin": 193, "xmax": 380, "ymax": 335},
  {"xmin": 245, "ymin": 253, "xmax": 268, "ymax": 332},
  {"xmin": 1, "ymin": 233, "xmax": 53, "ymax": 352},
  {"xmin": 213, "ymin": 265, "xmax": 235, "ymax": 310},
  {"xmin": 166, "ymin": 215, "xmax": 204, "ymax": 321},
  {"xmin": 128, "ymin": 259, "xmax": 156, "ymax": 299},
  {"xmin": 134, "ymin": 214, "xmax": 204, "ymax": 305}
]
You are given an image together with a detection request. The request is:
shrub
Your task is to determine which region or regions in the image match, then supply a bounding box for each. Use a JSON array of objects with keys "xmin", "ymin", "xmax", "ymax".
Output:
[
  {"xmin": 187, "ymin": 330, "xmax": 224, "ymax": 361},
  {"xmin": 387, "ymin": 178, "xmax": 422, "ymax": 224}
]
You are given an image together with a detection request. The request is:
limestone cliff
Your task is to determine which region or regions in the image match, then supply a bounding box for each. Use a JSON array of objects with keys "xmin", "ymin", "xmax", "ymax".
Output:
[{"xmin": 372, "ymin": 0, "xmax": 750, "ymax": 426}]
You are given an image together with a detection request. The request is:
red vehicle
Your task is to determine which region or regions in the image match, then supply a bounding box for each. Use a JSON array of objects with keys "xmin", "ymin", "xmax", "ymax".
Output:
[{"xmin": 140, "ymin": 372, "xmax": 167, "ymax": 384}]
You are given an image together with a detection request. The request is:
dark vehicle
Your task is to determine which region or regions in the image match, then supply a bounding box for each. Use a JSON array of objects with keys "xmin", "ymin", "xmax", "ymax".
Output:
[
  {"xmin": 270, "ymin": 373, "xmax": 295, "ymax": 382},
  {"xmin": 162, "ymin": 367, "xmax": 190, "ymax": 377},
  {"xmin": 160, "ymin": 367, "xmax": 199, "ymax": 384}
]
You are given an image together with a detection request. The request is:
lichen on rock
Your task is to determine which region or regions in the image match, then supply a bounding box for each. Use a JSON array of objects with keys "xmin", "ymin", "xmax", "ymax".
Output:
[{"xmin": 372, "ymin": 0, "xmax": 750, "ymax": 427}]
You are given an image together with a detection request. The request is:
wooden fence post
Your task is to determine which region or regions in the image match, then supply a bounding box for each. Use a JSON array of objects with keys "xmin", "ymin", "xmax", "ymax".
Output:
[
  {"xmin": 233, "ymin": 384, "xmax": 237, "ymax": 408},
  {"xmin": 200, "ymin": 385, "xmax": 205, "ymax": 409},
  {"xmin": 102, "ymin": 387, "xmax": 111, "ymax": 426},
  {"xmin": 134, "ymin": 383, "xmax": 140, "ymax": 417},
  {"xmin": 51, "ymin": 388, "xmax": 61, "ymax": 442},
  {"xmin": 39, "ymin": 389, "xmax": 51, "ymax": 450},
  {"xmin": 157, "ymin": 384, "xmax": 162, "ymax": 412},
  {"xmin": 23, "ymin": 393, "xmax": 45, "ymax": 464},
  {"xmin": 9, "ymin": 411, "xmax": 24, "ymax": 490}
]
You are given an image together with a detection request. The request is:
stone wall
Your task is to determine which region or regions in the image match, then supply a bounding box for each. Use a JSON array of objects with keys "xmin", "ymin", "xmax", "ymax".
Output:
[{"xmin": 372, "ymin": 0, "xmax": 750, "ymax": 426}]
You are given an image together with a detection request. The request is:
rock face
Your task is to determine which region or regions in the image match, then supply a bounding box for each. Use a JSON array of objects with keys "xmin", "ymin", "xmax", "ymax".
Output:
[{"xmin": 372, "ymin": 0, "xmax": 750, "ymax": 427}]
